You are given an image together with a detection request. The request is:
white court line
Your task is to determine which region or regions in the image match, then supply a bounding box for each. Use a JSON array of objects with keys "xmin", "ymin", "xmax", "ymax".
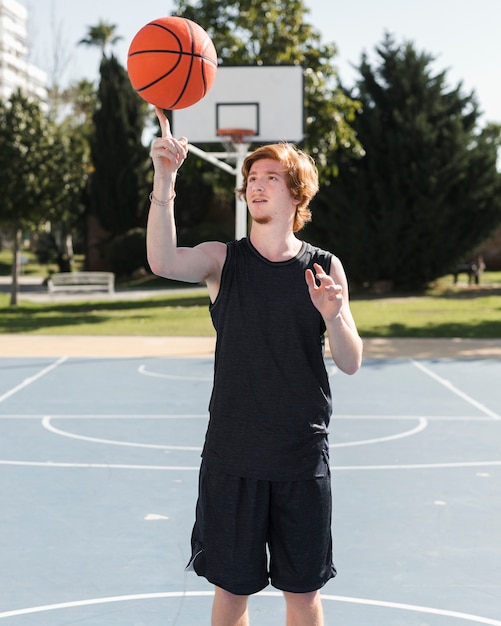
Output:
[
  {"xmin": 0, "ymin": 460, "xmax": 200, "ymax": 470},
  {"xmin": 0, "ymin": 357, "xmax": 67, "ymax": 404},
  {"xmin": 321, "ymin": 594, "xmax": 501, "ymax": 625},
  {"xmin": 40, "ymin": 415, "xmax": 427, "ymax": 452},
  {"xmin": 1, "ymin": 459, "xmax": 500, "ymax": 471},
  {"xmin": 41, "ymin": 416, "xmax": 204, "ymax": 451},
  {"xmin": 0, "ymin": 414, "xmax": 209, "ymax": 419},
  {"xmin": 0, "ymin": 414, "xmax": 496, "ymax": 421},
  {"xmin": 331, "ymin": 417, "xmax": 428, "ymax": 448},
  {"xmin": 411, "ymin": 359, "xmax": 500, "ymax": 419},
  {"xmin": 0, "ymin": 591, "xmax": 500, "ymax": 625},
  {"xmin": 333, "ymin": 460, "xmax": 501, "ymax": 471},
  {"xmin": 138, "ymin": 364, "xmax": 212, "ymax": 381}
]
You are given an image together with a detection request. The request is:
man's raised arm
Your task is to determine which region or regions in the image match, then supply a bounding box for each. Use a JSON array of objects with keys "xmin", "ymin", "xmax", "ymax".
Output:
[{"xmin": 146, "ymin": 108, "xmax": 226, "ymax": 289}]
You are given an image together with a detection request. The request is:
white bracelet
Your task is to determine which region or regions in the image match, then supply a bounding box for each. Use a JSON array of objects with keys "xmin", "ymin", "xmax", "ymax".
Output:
[{"xmin": 149, "ymin": 191, "xmax": 176, "ymax": 206}]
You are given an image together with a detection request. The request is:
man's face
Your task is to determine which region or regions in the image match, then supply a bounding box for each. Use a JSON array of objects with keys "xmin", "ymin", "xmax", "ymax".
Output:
[{"xmin": 246, "ymin": 159, "xmax": 298, "ymax": 226}]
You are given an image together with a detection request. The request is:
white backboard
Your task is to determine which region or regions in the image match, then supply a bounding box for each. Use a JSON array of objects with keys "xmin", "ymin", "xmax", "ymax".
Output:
[{"xmin": 172, "ymin": 65, "xmax": 304, "ymax": 144}]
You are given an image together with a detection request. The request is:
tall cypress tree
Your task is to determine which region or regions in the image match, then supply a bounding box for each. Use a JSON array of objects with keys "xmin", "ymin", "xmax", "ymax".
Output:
[
  {"xmin": 87, "ymin": 55, "xmax": 149, "ymax": 249},
  {"xmin": 308, "ymin": 34, "xmax": 501, "ymax": 291}
]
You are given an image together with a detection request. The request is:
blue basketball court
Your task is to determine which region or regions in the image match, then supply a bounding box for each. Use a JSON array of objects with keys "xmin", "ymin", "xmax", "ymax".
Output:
[{"xmin": 0, "ymin": 346, "xmax": 500, "ymax": 625}]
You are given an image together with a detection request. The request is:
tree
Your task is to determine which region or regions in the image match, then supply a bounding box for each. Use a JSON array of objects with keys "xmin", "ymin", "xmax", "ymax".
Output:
[
  {"xmin": 39, "ymin": 116, "xmax": 92, "ymax": 272},
  {"xmin": 79, "ymin": 21, "xmax": 123, "ymax": 59},
  {"xmin": 61, "ymin": 79, "xmax": 98, "ymax": 123},
  {"xmin": 308, "ymin": 34, "xmax": 501, "ymax": 291},
  {"xmin": 163, "ymin": 0, "xmax": 362, "ymax": 247},
  {"xmin": 174, "ymin": 0, "xmax": 363, "ymax": 171},
  {"xmin": 0, "ymin": 91, "xmax": 62, "ymax": 304},
  {"xmin": 77, "ymin": 21, "xmax": 150, "ymax": 270},
  {"xmin": 24, "ymin": 2, "xmax": 96, "ymax": 274},
  {"xmin": 43, "ymin": 2, "xmax": 74, "ymax": 117},
  {"xmin": 44, "ymin": 7, "xmax": 96, "ymax": 273},
  {"xmin": 86, "ymin": 54, "xmax": 150, "ymax": 269}
]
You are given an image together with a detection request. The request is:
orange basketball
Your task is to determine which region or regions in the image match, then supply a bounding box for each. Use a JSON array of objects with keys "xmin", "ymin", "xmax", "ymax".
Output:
[{"xmin": 127, "ymin": 16, "xmax": 218, "ymax": 110}]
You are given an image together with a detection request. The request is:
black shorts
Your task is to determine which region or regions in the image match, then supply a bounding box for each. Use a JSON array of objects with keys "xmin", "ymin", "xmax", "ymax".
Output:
[{"xmin": 186, "ymin": 463, "xmax": 336, "ymax": 596}]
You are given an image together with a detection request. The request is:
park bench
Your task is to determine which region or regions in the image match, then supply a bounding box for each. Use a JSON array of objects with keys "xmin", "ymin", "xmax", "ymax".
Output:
[{"xmin": 47, "ymin": 271, "xmax": 115, "ymax": 294}]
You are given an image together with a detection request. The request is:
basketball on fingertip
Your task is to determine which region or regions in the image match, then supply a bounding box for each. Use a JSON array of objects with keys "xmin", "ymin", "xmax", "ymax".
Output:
[{"xmin": 127, "ymin": 16, "xmax": 218, "ymax": 110}]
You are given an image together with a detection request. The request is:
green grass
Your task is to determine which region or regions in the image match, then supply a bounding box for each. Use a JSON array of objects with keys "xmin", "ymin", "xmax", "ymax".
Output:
[
  {"xmin": 1, "ymin": 249, "xmax": 501, "ymax": 338},
  {"xmin": 0, "ymin": 292, "xmax": 215, "ymax": 336},
  {"xmin": 351, "ymin": 293, "xmax": 501, "ymax": 338},
  {"xmin": 350, "ymin": 272, "xmax": 501, "ymax": 338},
  {"xmin": 1, "ymin": 283, "xmax": 500, "ymax": 339}
]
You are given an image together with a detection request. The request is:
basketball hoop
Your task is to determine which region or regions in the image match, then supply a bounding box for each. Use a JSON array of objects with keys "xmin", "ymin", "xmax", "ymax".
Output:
[{"xmin": 217, "ymin": 128, "xmax": 256, "ymax": 145}]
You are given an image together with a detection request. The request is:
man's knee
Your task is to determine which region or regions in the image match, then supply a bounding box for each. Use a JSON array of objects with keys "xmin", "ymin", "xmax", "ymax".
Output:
[
  {"xmin": 283, "ymin": 589, "xmax": 322, "ymax": 609},
  {"xmin": 215, "ymin": 586, "xmax": 249, "ymax": 604},
  {"xmin": 212, "ymin": 585, "xmax": 250, "ymax": 623},
  {"xmin": 283, "ymin": 590, "xmax": 324, "ymax": 625}
]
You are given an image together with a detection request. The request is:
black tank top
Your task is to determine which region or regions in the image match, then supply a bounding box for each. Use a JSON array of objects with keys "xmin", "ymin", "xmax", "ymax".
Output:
[{"xmin": 203, "ymin": 237, "xmax": 333, "ymax": 481}]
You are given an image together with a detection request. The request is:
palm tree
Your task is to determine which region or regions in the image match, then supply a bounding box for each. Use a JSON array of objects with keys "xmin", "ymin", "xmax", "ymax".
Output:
[{"xmin": 79, "ymin": 21, "xmax": 122, "ymax": 58}]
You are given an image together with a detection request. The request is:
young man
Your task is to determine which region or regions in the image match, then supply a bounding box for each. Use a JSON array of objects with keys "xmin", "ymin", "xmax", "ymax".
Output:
[{"xmin": 147, "ymin": 108, "xmax": 363, "ymax": 626}]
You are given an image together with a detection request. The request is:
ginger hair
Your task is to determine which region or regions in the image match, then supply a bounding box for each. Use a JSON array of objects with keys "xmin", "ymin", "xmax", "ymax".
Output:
[{"xmin": 238, "ymin": 143, "xmax": 319, "ymax": 232}]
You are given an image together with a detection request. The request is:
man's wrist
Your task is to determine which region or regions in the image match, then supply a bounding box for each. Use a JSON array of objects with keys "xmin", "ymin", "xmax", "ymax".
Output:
[{"xmin": 149, "ymin": 191, "xmax": 176, "ymax": 206}]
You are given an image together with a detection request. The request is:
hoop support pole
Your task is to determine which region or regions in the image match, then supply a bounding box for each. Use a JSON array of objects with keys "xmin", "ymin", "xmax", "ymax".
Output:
[
  {"xmin": 187, "ymin": 143, "xmax": 237, "ymax": 176},
  {"xmin": 187, "ymin": 142, "xmax": 251, "ymax": 239},
  {"xmin": 234, "ymin": 143, "xmax": 250, "ymax": 240}
]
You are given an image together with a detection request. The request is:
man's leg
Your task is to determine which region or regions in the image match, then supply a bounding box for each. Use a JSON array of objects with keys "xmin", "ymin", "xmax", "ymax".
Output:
[
  {"xmin": 212, "ymin": 586, "xmax": 250, "ymax": 626},
  {"xmin": 283, "ymin": 590, "xmax": 324, "ymax": 626}
]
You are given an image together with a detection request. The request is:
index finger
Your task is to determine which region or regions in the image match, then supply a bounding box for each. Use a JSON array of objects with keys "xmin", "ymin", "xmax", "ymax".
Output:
[
  {"xmin": 313, "ymin": 263, "xmax": 326, "ymax": 276},
  {"xmin": 305, "ymin": 268, "xmax": 318, "ymax": 289},
  {"xmin": 155, "ymin": 107, "xmax": 172, "ymax": 139}
]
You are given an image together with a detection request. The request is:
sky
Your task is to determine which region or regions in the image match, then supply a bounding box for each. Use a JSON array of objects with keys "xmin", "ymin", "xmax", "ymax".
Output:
[{"xmin": 24, "ymin": 0, "xmax": 501, "ymax": 125}]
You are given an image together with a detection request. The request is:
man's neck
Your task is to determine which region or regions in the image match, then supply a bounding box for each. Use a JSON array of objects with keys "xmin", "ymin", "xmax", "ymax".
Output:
[{"xmin": 249, "ymin": 226, "xmax": 302, "ymax": 262}]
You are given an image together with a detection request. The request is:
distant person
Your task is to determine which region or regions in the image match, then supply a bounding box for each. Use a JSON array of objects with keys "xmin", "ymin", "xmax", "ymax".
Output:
[
  {"xmin": 147, "ymin": 108, "xmax": 363, "ymax": 626},
  {"xmin": 473, "ymin": 255, "xmax": 486, "ymax": 285}
]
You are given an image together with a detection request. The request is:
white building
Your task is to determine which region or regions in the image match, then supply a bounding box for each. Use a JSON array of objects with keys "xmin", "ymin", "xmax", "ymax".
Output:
[{"xmin": 0, "ymin": 0, "xmax": 47, "ymax": 102}]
